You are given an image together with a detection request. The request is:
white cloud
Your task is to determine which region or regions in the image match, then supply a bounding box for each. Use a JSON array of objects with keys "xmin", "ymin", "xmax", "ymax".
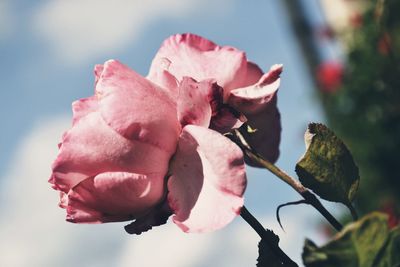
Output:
[
  {"xmin": 119, "ymin": 224, "xmax": 216, "ymax": 267},
  {"xmin": 32, "ymin": 0, "xmax": 231, "ymax": 65},
  {"xmin": 0, "ymin": 116, "xmax": 329, "ymax": 267},
  {"xmin": 207, "ymin": 211, "xmax": 328, "ymax": 267},
  {"xmin": 120, "ymin": 216, "xmax": 312, "ymax": 267},
  {"xmin": 0, "ymin": 1, "xmax": 14, "ymax": 40},
  {"xmin": 0, "ymin": 117, "xmax": 123, "ymax": 267}
]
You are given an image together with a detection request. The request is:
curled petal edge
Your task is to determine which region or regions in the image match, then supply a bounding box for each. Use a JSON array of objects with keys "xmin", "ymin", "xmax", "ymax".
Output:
[{"xmin": 228, "ymin": 64, "xmax": 283, "ymax": 115}]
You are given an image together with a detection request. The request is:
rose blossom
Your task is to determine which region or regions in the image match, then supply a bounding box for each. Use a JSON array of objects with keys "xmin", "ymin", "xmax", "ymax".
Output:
[
  {"xmin": 147, "ymin": 33, "xmax": 282, "ymax": 166},
  {"xmin": 50, "ymin": 59, "xmax": 246, "ymax": 233},
  {"xmin": 50, "ymin": 33, "xmax": 282, "ymax": 234}
]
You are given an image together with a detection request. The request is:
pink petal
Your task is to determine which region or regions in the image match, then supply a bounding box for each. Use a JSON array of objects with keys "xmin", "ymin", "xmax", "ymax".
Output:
[
  {"xmin": 210, "ymin": 106, "xmax": 246, "ymax": 133},
  {"xmin": 177, "ymin": 77, "xmax": 222, "ymax": 128},
  {"xmin": 96, "ymin": 59, "xmax": 181, "ymax": 154},
  {"xmin": 168, "ymin": 125, "xmax": 246, "ymax": 233},
  {"xmin": 258, "ymin": 64, "xmax": 283, "ymax": 85},
  {"xmin": 59, "ymin": 191, "xmax": 68, "ymax": 208},
  {"xmin": 228, "ymin": 65, "xmax": 283, "ymax": 166},
  {"xmin": 244, "ymin": 62, "xmax": 264, "ymax": 86},
  {"xmin": 228, "ymin": 64, "xmax": 282, "ymax": 114},
  {"xmin": 51, "ymin": 112, "xmax": 170, "ymax": 193},
  {"xmin": 146, "ymin": 57, "xmax": 179, "ymax": 99},
  {"xmin": 94, "ymin": 64, "xmax": 104, "ymax": 88},
  {"xmin": 71, "ymin": 96, "xmax": 98, "ymax": 125},
  {"xmin": 66, "ymin": 172, "xmax": 165, "ymax": 223},
  {"xmin": 148, "ymin": 33, "xmax": 248, "ymax": 100},
  {"xmin": 240, "ymin": 99, "xmax": 281, "ymax": 165}
]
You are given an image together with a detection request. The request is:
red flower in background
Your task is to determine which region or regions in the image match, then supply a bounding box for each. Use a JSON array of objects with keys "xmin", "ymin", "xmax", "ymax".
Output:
[
  {"xmin": 350, "ymin": 12, "xmax": 363, "ymax": 28},
  {"xmin": 316, "ymin": 25, "xmax": 335, "ymax": 41},
  {"xmin": 382, "ymin": 201, "xmax": 400, "ymax": 229},
  {"xmin": 316, "ymin": 61, "xmax": 344, "ymax": 93},
  {"xmin": 378, "ymin": 32, "xmax": 392, "ymax": 56}
]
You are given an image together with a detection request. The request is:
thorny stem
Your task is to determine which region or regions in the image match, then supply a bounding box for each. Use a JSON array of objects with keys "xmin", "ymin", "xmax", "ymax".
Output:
[
  {"xmin": 276, "ymin": 200, "xmax": 308, "ymax": 231},
  {"xmin": 240, "ymin": 206, "xmax": 298, "ymax": 267},
  {"xmin": 232, "ymin": 130, "xmax": 343, "ymax": 232},
  {"xmin": 347, "ymin": 203, "xmax": 359, "ymax": 221}
]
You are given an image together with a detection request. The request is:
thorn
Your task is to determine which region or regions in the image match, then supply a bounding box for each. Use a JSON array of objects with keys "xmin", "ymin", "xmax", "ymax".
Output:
[
  {"xmin": 276, "ymin": 200, "xmax": 308, "ymax": 232},
  {"xmin": 347, "ymin": 202, "xmax": 359, "ymax": 221}
]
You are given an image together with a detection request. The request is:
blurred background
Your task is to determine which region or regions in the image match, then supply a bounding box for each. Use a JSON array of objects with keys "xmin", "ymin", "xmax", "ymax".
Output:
[{"xmin": 0, "ymin": 0, "xmax": 398, "ymax": 266}]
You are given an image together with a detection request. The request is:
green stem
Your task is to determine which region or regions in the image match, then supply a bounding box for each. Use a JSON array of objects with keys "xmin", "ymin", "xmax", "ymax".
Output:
[
  {"xmin": 233, "ymin": 130, "xmax": 343, "ymax": 232},
  {"xmin": 246, "ymin": 149, "xmax": 308, "ymax": 194},
  {"xmin": 240, "ymin": 206, "xmax": 298, "ymax": 267}
]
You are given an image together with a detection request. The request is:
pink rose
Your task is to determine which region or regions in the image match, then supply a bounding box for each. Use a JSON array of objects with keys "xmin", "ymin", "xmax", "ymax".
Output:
[
  {"xmin": 148, "ymin": 33, "xmax": 282, "ymax": 166},
  {"xmin": 50, "ymin": 60, "xmax": 246, "ymax": 233}
]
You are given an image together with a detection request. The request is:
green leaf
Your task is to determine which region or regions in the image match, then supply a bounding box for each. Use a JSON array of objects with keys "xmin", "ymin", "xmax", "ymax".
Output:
[
  {"xmin": 303, "ymin": 212, "xmax": 400, "ymax": 267},
  {"xmin": 373, "ymin": 225, "xmax": 400, "ymax": 267},
  {"xmin": 295, "ymin": 123, "xmax": 360, "ymax": 206}
]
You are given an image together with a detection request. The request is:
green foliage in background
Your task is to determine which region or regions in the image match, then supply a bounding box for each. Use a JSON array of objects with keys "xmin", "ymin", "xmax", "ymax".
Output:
[
  {"xmin": 320, "ymin": 0, "xmax": 400, "ymax": 214},
  {"xmin": 303, "ymin": 212, "xmax": 400, "ymax": 267}
]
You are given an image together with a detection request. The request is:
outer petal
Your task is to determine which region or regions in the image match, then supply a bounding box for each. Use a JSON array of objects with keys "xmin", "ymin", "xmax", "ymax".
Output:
[
  {"xmin": 71, "ymin": 96, "xmax": 98, "ymax": 125},
  {"xmin": 146, "ymin": 57, "xmax": 179, "ymax": 99},
  {"xmin": 148, "ymin": 33, "xmax": 248, "ymax": 100},
  {"xmin": 69, "ymin": 64, "xmax": 103, "ymax": 126},
  {"xmin": 50, "ymin": 112, "xmax": 170, "ymax": 193},
  {"xmin": 177, "ymin": 77, "xmax": 222, "ymax": 128},
  {"xmin": 239, "ymin": 98, "xmax": 281, "ymax": 165},
  {"xmin": 94, "ymin": 64, "xmax": 104, "ymax": 88},
  {"xmin": 228, "ymin": 64, "xmax": 282, "ymax": 115},
  {"xmin": 96, "ymin": 59, "xmax": 181, "ymax": 154},
  {"xmin": 168, "ymin": 125, "xmax": 246, "ymax": 233},
  {"xmin": 228, "ymin": 65, "xmax": 283, "ymax": 166},
  {"xmin": 66, "ymin": 172, "xmax": 164, "ymax": 223},
  {"xmin": 210, "ymin": 106, "xmax": 245, "ymax": 134},
  {"xmin": 244, "ymin": 62, "xmax": 264, "ymax": 86}
]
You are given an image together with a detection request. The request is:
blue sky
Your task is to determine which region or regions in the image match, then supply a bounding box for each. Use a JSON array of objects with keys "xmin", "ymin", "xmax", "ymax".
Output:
[{"xmin": 0, "ymin": 1, "xmax": 342, "ymax": 266}]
